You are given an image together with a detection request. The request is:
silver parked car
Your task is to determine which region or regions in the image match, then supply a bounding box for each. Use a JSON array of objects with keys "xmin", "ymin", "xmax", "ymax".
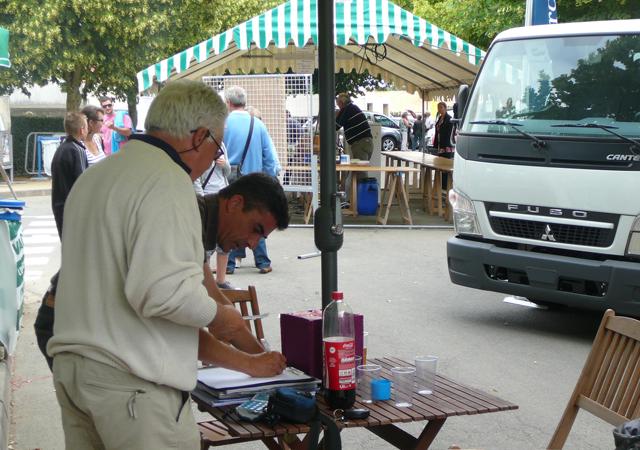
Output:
[{"xmin": 363, "ymin": 111, "xmax": 402, "ymax": 152}]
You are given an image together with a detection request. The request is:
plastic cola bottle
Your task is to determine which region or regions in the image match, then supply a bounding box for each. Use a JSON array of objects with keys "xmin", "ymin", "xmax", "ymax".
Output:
[{"xmin": 323, "ymin": 291, "xmax": 356, "ymax": 409}]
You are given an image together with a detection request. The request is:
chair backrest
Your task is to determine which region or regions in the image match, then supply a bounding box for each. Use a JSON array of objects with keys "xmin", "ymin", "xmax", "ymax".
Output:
[
  {"xmin": 220, "ymin": 286, "xmax": 265, "ymax": 341},
  {"xmin": 548, "ymin": 309, "xmax": 640, "ymax": 449}
]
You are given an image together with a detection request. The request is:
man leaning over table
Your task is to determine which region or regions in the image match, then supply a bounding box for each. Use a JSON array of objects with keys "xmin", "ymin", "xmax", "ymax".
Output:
[
  {"xmin": 47, "ymin": 80, "xmax": 287, "ymax": 450},
  {"xmin": 335, "ymin": 92, "xmax": 373, "ymax": 206}
]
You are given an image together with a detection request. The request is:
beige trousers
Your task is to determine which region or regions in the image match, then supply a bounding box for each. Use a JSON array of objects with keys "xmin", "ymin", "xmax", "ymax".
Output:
[{"xmin": 52, "ymin": 352, "xmax": 200, "ymax": 450}]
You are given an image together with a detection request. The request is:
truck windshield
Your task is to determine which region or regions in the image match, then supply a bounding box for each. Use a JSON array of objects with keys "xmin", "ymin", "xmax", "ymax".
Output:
[{"xmin": 462, "ymin": 34, "xmax": 640, "ymax": 139}]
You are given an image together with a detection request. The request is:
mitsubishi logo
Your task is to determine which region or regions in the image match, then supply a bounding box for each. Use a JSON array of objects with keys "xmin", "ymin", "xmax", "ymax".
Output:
[{"xmin": 541, "ymin": 224, "xmax": 556, "ymax": 242}]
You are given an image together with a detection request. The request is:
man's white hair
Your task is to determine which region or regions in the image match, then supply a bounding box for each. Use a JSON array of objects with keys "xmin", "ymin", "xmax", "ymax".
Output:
[
  {"xmin": 145, "ymin": 80, "xmax": 227, "ymax": 138},
  {"xmin": 224, "ymin": 86, "xmax": 247, "ymax": 107}
]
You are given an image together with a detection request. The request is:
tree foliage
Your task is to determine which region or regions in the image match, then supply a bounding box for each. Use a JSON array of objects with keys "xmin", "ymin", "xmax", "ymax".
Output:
[
  {"xmin": 311, "ymin": 69, "xmax": 386, "ymax": 98},
  {"xmin": 413, "ymin": 0, "xmax": 640, "ymax": 50},
  {"xmin": 0, "ymin": 0, "xmax": 279, "ymax": 115}
]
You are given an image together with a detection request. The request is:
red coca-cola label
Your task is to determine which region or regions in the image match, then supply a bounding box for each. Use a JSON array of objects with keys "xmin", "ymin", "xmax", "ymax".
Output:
[{"xmin": 323, "ymin": 337, "xmax": 356, "ymax": 390}]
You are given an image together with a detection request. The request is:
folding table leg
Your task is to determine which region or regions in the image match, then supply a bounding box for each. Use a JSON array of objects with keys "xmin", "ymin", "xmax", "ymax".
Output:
[
  {"xmin": 377, "ymin": 172, "xmax": 396, "ymax": 225},
  {"xmin": 376, "ymin": 171, "xmax": 392, "ymax": 224},
  {"xmin": 396, "ymin": 174, "xmax": 413, "ymax": 225},
  {"xmin": 423, "ymin": 167, "xmax": 433, "ymax": 214},
  {"xmin": 434, "ymin": 171, "xmax": 443, "ymax": 217}
]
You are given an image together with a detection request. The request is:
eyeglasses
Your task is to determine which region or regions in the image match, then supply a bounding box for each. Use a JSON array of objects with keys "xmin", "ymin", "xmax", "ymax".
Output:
[
  {"xmin": 190, "ymin": 128, "xmax": 223, "ymax": 158},
  {"xmin": 101, "ymin": 104, "xmax": 113, "ymax": 108}
]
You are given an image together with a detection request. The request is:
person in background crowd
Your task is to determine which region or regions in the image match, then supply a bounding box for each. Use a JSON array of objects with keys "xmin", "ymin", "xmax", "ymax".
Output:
[
  {"xmin": 48, "ymin": 80, "xmax": 286, "ymax": 449},
  {"xmin": 194, "ymin": 141, "xmax": 234, "ymax": 289},
  {"xmin": 80, "ymin": 105, "xmax": 107, "ymax": 166},
  {"xmin": 223, "ymin": 86, "xmax": 281, "ymax": 275},
  {"xmin": 246, "ymin": 105, "xmax": 262, "ymax": 120},
  {"xmin": 406, "ymin": 109, "xmax": 417, "ymax": 149},
  {"xmin": 335, "ymin": 93, "xmax": 373, "ymax": 162},
  {"xmin": 335, "ymin": 93, "xmax": 373, "ymax": 207},
  {"xmin": 424, "ymin": 111, "xmax": 435, "ymax": 133},
  {"xmin": 433, "ymin": 101, "xmax": 455, "ymax": 190},
  {"xmin": 34, "ymin": 112, "xmax": 89, "ymax": 370},
  {"xmin": 433, "ymin": 102, "xmax": 454, "ymax": 158},
  {"xmin": 400, "ymin": 111, "xmax": 411, "ymax": 151},
  {"xmin": 99, "ymin": 96, "xmax": 132, "ymax": 155},
  {"xmin": 412, "ymin": 114, "xmax": 424, "ymax": 152}
]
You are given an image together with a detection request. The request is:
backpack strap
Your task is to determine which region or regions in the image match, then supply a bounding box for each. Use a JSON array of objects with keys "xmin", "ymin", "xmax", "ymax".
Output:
[{"xmin": 308, "ymin": 409, "xmax": 342, "ymax": 450}]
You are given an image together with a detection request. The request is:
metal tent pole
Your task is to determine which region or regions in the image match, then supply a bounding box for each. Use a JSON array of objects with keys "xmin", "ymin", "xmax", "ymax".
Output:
[{"xmin": 314, "ymin": 0, "xmax": 343, "ymax": 309}]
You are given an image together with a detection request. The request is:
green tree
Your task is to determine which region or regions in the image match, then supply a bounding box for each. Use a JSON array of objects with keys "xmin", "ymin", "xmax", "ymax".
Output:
[
  {"xmin": 0, "ymin": 0, "xmax": 280, "ymax": 117},
  {"xmin": 413, "ymin": 0, "xmax": 640, "ymax": 50}
]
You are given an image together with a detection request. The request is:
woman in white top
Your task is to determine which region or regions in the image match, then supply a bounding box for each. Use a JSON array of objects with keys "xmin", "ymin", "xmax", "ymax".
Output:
[
  {"xmin": 193, "ymin": 142, "xmax": 233, "ymax": 288},
  {"xmin": 81, "ymin": 105, "xmax": 107, "ymax": 166}
]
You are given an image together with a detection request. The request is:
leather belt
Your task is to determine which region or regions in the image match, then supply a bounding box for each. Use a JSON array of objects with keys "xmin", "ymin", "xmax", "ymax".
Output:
[{"xmin": 45, "ymin": 292, "xmax": 55, "ymax": 308}]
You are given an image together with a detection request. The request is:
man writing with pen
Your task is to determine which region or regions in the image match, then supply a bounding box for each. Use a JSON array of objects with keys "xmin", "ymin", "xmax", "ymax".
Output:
[{"xmin": 47, "ymin": 80, "xmax": 289, "ymax": 450}]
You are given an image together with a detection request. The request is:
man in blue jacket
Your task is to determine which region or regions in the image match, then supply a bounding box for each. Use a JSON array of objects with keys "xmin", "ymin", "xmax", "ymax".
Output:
[{"xmin": 223, "ymin": 86, "xmax": 281, "ymax": 274}]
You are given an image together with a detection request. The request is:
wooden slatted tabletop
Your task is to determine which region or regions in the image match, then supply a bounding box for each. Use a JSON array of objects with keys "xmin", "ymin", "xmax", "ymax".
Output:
[
  {"xmin": 195, "ymin": 357, "xmax": 517, "ymax": 449},
  {"xmin": 382, "ymin": 151, "xmax": 454, "ymax": 172},
  {"xmin": 382, "ymin": 151, "xmax": 454, "ymax": 220}
]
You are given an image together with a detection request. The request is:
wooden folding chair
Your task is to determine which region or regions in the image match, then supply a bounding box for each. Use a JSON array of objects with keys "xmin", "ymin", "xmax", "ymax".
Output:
[
  {"xmin": 197, "ymin": 285, "xmax": 266, "ymax": 449},
  {"xmin": 219, "ymin": 285, "xmax": 265, "ymax": 341},
  {"xmin": 548, "ymin": 309, "xmax": 640, "ymax": 449}
]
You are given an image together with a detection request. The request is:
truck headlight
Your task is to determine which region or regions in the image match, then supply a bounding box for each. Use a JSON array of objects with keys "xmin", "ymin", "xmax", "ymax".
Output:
[
  {"xmin": 448, "ymin": 188, "xmax": 481, "ymax": 236},
  {"xmin": 626, "ymin": 216, "xmax": 640, "ymax": 256}
]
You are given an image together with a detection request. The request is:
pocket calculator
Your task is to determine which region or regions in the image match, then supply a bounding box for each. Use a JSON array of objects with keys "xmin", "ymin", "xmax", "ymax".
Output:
[{"xmin": 236, "ymin": 393, "xmax": 269, "ymax": 422}]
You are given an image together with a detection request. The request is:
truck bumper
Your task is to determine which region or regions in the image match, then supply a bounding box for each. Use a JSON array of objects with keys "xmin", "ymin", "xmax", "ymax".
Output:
[{"xmin": 447, "ymin": 236, "xmax": 640, "ymax": 316}]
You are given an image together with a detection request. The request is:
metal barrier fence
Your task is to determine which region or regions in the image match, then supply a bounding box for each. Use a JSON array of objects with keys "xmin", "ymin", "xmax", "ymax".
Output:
[
  {"xmin": 0, "ymin": 131, "xmax": 12, "ymax": 182},
  {"xmin": 24, "ymin": 132, "xmax": 65, "ymax": 179}
]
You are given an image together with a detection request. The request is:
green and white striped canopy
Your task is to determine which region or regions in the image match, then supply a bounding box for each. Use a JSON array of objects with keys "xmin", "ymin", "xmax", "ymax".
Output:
[
  {"xmin": 0, "ymin": 27, "xmax": 10, "ymax": 69},
  {"xmin": 136, "ymin": 0, "xmax": 485, "ymax": 97}
]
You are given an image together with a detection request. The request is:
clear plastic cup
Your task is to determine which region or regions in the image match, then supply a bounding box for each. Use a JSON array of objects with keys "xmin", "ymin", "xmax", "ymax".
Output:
[
  {"xmin": 415, "ymin": 355, "xmax": 438, "ymax": 395},
  {"xmin": 391, "ymin": 366, "xmax": 415, "ymax": 407},
  {"xmin": 356, "ymin": 364, "xmax": 381, "ymax": 403}
]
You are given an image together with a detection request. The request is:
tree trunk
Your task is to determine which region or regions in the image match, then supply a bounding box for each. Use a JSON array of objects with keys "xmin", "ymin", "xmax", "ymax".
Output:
[
  {"xmin": 64, "ymin": 71, "xmax": 83, "ymax": 112},
  {"xmin": 126, "ymin": 87, "xmax": 138, "ymax": 132}
]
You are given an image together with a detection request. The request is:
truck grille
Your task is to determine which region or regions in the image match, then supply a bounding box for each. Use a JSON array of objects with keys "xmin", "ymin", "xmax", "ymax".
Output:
[{"xmin": 489, "ymin": 217, "xmax": 615, "ymax": 247}]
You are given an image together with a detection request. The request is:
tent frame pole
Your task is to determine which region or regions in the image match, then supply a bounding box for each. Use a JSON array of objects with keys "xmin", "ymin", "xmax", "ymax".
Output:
[{"xmin": 314, "ymin": 0, "xmax": 343, "ymax": 309}]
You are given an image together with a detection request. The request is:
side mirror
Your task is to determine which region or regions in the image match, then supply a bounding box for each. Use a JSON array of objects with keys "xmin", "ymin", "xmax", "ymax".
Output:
[{"xmin": 456, "ymin": 85, "xmax": 469, "ymax": 119}]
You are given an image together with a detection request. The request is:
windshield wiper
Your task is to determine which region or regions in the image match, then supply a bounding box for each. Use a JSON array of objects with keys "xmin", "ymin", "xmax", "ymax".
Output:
[
  {"xmin": 470, "ymin": 120, "xmax": 547, "ymax": 149},
  {"xmin": 551, "ymin": 123, "xmax": 640, "ymax": 154}
]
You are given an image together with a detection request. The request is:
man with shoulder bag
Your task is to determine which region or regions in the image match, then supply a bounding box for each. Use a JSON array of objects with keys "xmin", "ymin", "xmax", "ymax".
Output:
[{"xmin": 223, "ymin": 86, "xmax": 281, "ymax": 274}]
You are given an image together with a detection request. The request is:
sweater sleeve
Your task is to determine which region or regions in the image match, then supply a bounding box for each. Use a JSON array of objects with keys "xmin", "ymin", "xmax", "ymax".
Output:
[
  {"xmin": 261, "ymin": 125, "xmax": 280, "ymax": 177},
  {"xmin": 124, "ymin": 178, "xmax": 216, "ymax": 328}
]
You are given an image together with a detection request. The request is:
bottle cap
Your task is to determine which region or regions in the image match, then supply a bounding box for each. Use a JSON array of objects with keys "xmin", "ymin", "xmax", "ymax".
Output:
[{"xmin": 331, "ymin": 291, "xmax": 344, "ymax": 300}]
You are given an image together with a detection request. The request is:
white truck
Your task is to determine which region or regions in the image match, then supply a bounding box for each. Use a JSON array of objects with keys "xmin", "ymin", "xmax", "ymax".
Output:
[{"xmin": 447, "ymin": 19, "xmax": 640, "ymax": 315}]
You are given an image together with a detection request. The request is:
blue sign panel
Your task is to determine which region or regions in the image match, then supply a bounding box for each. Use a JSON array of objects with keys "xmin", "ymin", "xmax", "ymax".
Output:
[{"xmin": 531, "ymin": 0, "xmax": 558, "ymax": 25}]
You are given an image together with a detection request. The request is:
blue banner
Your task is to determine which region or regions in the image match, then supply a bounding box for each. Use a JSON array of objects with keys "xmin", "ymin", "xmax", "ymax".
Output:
[{"xmin": 527, "ymin": 0, "xmax": 558, "ymax": 26}]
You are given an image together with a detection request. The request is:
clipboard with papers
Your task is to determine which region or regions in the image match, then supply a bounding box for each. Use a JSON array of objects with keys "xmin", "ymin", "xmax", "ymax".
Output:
[{"xmin": 195, "ymin": 366, "xmax": 320, "ymax": 400}]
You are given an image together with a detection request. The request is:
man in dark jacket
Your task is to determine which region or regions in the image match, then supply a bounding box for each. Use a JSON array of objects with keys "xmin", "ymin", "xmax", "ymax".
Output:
[
  {"xmin": 34, "ymin": 111, "xmax": 88, "ymax": 369},
  {"xmin": 50, "ymin": 112, "xmax": 89, "ymax": 237}
]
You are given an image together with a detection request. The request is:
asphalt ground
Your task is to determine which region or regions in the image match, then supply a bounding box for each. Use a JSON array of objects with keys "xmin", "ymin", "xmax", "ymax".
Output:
[{"xmin": 6, "ymin": 194, "xmax": 613, "ymax": 450}]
